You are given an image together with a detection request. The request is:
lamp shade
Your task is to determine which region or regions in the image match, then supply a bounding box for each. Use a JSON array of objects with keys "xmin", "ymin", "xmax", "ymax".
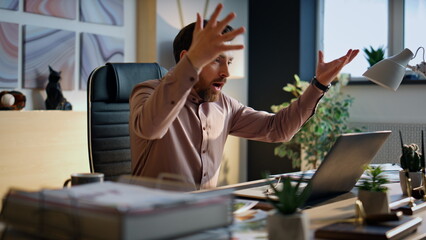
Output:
[{"xmin": 362, "ymin": 48, "xmax": 414, "ymax": 91}]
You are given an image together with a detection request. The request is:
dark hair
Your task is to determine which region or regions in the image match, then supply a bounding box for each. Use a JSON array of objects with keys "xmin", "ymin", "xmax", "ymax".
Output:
[{"xmin": 173, "ymin": 20, "xmax": 234, "ymax": 63}]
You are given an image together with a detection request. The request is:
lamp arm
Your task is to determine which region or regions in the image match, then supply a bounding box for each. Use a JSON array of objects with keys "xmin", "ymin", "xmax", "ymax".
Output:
[{"xmin": 407, "ymin": 62, "xmax": 426, "ymax": 78}]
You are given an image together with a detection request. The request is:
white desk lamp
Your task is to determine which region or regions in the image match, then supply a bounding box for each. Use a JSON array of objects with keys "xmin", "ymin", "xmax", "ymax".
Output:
[{"xmin": 362, "ymin": 47, "xmax": 426, "ymax": 91}]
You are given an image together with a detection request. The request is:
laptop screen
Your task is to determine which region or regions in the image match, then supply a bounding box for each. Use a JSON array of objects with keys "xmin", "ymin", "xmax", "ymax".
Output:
[{"xmin": 305, "ymin": 130, "xmax": 392, "ymax": 204}]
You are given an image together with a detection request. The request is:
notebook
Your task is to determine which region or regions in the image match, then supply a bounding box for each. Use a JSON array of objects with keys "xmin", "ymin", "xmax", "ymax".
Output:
[{"xmin": 234, "ymin": 130, "xmax": 392, "ymax": 207}]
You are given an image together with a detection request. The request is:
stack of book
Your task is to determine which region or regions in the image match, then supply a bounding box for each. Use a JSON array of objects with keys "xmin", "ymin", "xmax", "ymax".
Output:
[{"xmin": 0, "ymin": 182, "xmax": 234, "ymax": 239}]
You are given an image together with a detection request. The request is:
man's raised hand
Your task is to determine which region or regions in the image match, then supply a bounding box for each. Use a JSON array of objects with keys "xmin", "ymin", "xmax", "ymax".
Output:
[{"xmin": 186, "ymin": 4, "xmax": 245, "ymax": 70}]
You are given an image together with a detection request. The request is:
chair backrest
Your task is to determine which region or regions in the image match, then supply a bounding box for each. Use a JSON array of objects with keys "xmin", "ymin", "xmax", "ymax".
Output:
[{"xmin": 87, "ymin": 62, "xmax": 168, "ymax": 181}]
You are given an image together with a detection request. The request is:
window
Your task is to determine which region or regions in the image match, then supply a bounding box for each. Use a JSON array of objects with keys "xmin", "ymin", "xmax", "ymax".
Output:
[
  {"xmin": 322, "ymin": 0, "xmax": 388, "ymax": 78},
  {"xmin": 321, "ymin": 0, "xmax": 426, "ymax": 80},
  {"xmin": 405, "ymin": 0, "xmax": 426, "ymax": 58}
]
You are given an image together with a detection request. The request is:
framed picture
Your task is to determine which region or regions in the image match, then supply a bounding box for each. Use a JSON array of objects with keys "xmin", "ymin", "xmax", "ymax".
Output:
[
  {"xmin": 23, "ymin": 25, "xmax": 75, "ymax": 90},
  {"xmin": 0, "ymin": 21, "xmax": 19, "ymax": 88},
  {"xmin": 80, "ymin": 0, "xmax": 123, "ymax": 26},
  {"xmin": 80, "ymin": 32, "xmax": 124, "ymax": 90},
  {"xmin": 24, "ymin": 0, "xmax": 77, "ymax": 19},
  {"xmin": 0, "ymin": 0, "xmax": 18, "ymax": 11}
]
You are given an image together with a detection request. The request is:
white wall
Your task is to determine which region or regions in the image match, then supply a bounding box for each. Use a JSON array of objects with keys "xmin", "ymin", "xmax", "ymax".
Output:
[
  {"xmin": 156, "ymin": 0, "xmax": 249, "ymax": 184},
  {"xmin": 0, "ymin": 1, "xmax": 136, "ymax": 111},
  {"xmin": 343, "ymin": 84, "xmax": 426, "ymax": 124}
]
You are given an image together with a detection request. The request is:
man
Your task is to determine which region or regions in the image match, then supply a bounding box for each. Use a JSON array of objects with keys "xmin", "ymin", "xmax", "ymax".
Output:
[{"xmin": 129, "ymin": 4, "xmax": 359, "ymax": 190}]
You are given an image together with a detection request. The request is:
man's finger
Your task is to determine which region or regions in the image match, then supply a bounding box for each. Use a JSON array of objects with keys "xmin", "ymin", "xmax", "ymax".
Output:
[
  {"xmin": 194, "ymin": 13, "xmax": 203, "ymax": 34},
  {"xmin": 318, "ymin": 50, "xmax": 324, "ymax": 64},
  {"xmin": 220, "ymin": 44, "xmax": 245, "ymax": 52},
  {"xmin": 221, "ymin": 26, "xmax": 245, "ymax": 41},
  {"xmin": 208, "ymin": 3, "xmax": 223, "ymax": 27},
  {"xmin": 347, "ymin": 49, "xmax": 359, "ymax": 64},
  {"xmin": 217, "ymin": 12, "xmax": 237, "ymax": 32}
]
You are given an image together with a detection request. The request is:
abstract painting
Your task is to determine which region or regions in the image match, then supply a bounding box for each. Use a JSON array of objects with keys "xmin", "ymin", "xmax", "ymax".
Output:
[
  {"xmin": 23, "ymin": 25, "xmax": 75, "ymax": 90},
  {"xmin": 80, "ymin": 32, "xmax": 124, "ymax": 90},
  {"xmin": 24, "ymin": 0, "xmax": 77, "ymax": 19},
  {"xmin": 80, "ymin": 0, "xmax": 123, "ymax": 26},
  {"xmin": 0, "ymin": 21, "xmax": 19, "ymax": 88},
  {"xmin": 0, "ymin": 0, "xmax": 18, "ymax": 10}
]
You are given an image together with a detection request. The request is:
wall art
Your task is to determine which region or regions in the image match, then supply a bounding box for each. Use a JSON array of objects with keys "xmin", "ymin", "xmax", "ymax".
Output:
[
  {"xmin": 80, "ymin": 0, "xmax": 123, "ymax": 26},
  {"xmin": 23, "ymin": 25, "xmax": 75, "ymax": 90},
  {"xmin": 80, "ymin": 32, "xmax": 124, "ymax": 90},
  {"xmin": 0, "ymin": 0, "xmax": 18, "ymax": 11},
  {"xmin": 24, "ymin": 0, "xmax": 77, "ymax": 19},
  {"xmin": 0, "ymin": 21, "xmax": 19, "ymax": 88}
]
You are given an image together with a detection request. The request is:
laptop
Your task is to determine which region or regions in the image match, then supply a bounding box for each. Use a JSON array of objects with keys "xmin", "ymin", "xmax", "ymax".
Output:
[{"xmin": 234, "ymin": 130, "xmax": 392, "ymax": 207}]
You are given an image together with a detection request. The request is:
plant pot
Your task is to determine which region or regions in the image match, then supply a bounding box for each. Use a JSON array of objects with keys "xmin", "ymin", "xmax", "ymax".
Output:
[
  {"xmin": 357, "ymin": 190, "xmax": 389, "ymax": 216},
  {"xmin": 267, "ymin": 210, "xmax": 309, "ymax": 240},
  {"xmin": 399, "ymin": 170, "xmax": 423, "ymax": 196}
]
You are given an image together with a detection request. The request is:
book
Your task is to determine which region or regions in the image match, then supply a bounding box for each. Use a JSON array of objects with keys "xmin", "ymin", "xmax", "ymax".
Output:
[
  {"xmin": 0, "ymin": 182, "xmax": 234, "ymax": 240},
  {"xmin": 314, "ymin": 216, "xmax": 422, "ymax": 240}
]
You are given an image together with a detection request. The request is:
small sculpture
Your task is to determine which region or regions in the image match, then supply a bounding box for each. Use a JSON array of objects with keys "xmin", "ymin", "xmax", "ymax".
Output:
[
  {"xmin": 0, "ymin": 91, "xmax": 26, "ymax": 110},
  {"xmin": 45, "ymin": 66, "xmax": 72, "ymax": 110}
]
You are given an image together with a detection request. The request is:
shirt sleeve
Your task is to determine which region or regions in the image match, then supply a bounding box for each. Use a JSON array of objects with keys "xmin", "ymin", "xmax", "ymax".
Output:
[
  {"xmin": 129, "ymin": 56, "xmax": 199, "ymax": 139},
  {"xmin": 228, "ymin": 83, "xmax": 324, "ymax": 142}
]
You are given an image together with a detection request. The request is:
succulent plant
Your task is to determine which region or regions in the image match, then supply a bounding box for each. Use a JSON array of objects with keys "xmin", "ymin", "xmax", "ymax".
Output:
[
  {"xmin": 264, "ymin": 173, "xmax": 311, "ymax": 215},
  {"xmin": 363, "ymin": 46, "xmax": 385, "ymax": 67},
  {"xmin": 400, "ymin": 143, "xmax": 422, "ymax": 172}
]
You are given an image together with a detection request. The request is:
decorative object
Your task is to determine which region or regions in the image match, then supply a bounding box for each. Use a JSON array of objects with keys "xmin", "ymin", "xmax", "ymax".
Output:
[
  {"xmin": 391, "ymin": 131, "xmax": 426, "ymax": 215},
  {"xmin": 80, "ymin": 0, "xmax": 124, "ymax": 26},
  {"xmin": 264, "ymin": 174, "xmax": 311, "ymax": 240},
  {"xmin": 363, "ymin": 46, "xmax": 385, "ymax": 67},
  {"xmin": 24, "ymin": 25, "xmax": 75, "ymax": 90},
  {"xmin": 358, "ymin": 165, "xmax": 390, "ymax": 216},
  {"xmin": 363, "ymin": 46, "xmax": 426, "ymax": 91},
  {"xmin": 24, "ymin": 0, "xmax": 76, "ymax": 19},
  {"xmin": 0, "ymin": 91, "xmax": 26, "ymax": 110},
  {"xmin": 399, "ymin": 140, "xmax": 423, "ymax": 196},
  {"xmin": 271, "ymin": 74, "xmax": 361, "ymax": 170},
  {"xmin": 0, "ymin": 21, "xmax": 19, "ymax": 88},
  {"xmin": 45, "ymin": 66, "xmax": 72, "ymax": 110},
  {"xmin": 80, "ymin": 33, "xmax": 124, "ymax": 90},
  {"xmin": 407, "ymin": 47, "xmax": 426, "ymax": 79}
]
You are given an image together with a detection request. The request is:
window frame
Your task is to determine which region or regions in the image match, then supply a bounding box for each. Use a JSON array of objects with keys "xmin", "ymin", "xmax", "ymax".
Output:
[{"xmin": 318, "ymin": 0, "xmax": 426, "ymax": 85}]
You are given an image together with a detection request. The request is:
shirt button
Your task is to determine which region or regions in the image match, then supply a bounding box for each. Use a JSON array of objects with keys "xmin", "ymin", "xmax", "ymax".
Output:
[
  {"xmin": 203, "ymin": 127, "xmax": 206, "ymax": 130},
  {"xmin": 203, "ymin": 172, "xmax": 207, "ymax": 177},
  {"xmin": 171, "ymin": 100, "xmax": 175, "ymax": 104},
  {"xmin": 202, "ymin": 150, "xmax": 206, "ymax": 153},
  {"xmin": 190, "ymin": 77, "xmax": 195, "ymax": 82}
]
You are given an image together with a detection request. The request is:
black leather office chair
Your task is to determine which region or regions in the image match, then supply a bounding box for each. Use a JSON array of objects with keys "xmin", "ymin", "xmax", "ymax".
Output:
[{"xmin": 87, "ymin": 62, "xmax": 168, "ymax": 181}]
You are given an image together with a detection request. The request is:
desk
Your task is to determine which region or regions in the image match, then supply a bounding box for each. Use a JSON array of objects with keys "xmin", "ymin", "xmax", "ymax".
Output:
[
  {"xmin": 1, "ymin": 181, "xmax": 426, "ymax": 239},
  {"xmin": 229, "ymin": 182, "xmax": 426, "ymax": 239}
]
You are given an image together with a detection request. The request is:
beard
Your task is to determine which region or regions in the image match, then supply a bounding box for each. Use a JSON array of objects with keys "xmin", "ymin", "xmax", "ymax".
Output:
[{"xmin": 195, "ymin": 77, "xmax": 226, "ymax": 102}]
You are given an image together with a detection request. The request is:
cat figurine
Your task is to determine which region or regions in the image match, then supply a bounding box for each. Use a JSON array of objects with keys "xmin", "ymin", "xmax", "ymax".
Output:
[{"xmin": 45, "ymin": 66, "xmax": 72, "ymax": 110}]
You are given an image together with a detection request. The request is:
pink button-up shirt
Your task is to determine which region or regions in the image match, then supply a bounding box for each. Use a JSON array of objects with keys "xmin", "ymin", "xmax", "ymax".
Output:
[{"xmin": 129, "ymin": 56, "xmax": 324, "ymax": 190}]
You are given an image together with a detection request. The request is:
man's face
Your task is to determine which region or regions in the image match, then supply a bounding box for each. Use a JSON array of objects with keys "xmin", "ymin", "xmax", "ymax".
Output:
[{"xmin": 194, "ymin": 53, "xmax": 233, "ymax": 102}]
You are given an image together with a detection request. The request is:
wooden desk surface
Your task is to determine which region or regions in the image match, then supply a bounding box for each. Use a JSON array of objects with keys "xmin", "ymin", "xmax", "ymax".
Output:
[
  {"xmin": 1, "ymin": 180, "xmax": 426, "ymax": 239},
  {"xmin": 231, "ymin": 180, "xmax": 426, "ymax": 239}
]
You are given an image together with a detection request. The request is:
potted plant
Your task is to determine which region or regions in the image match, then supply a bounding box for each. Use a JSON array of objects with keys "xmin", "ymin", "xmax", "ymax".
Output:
[
  {"xmin": 271, "ymin": 74, "xmax": 362, "ymax": 170},
  {"xmin": 399, "ymin": 143, "xmax": 423, "ymax": 195},
  {"xmin": 363, "ymin": 46, "xmax": 385, "ymax": 67},
  {"xmin": 358, "ymin": 165, "xmax": 390, "ymax": 216},
  {"xmin": 264, "ymin": 174, "xmax": 311, "ymax": 240}
]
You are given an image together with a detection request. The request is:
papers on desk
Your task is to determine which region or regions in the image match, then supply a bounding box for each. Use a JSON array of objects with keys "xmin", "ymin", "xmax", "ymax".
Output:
[
  {"xmin": 272, "ymin": 163, "xmax": 403, "ymax": 185},
  {"xmin": 1, "ymin": 182, "xmax": 233, "ymax": 240}
]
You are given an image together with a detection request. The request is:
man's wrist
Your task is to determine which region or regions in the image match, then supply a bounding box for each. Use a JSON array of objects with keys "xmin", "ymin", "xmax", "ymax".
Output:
[
  {"xmin": 185, "ymin": 55, "xmax": 201, "ymax": 73},
  {"xmin": 311, "ymin": 77, "xmax": 330, "ymax": 92}
]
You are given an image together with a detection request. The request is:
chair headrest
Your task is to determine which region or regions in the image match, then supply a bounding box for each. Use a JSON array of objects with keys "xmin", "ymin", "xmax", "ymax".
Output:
[{"xmin": 105, "ymin": 62, "xmax": 167, "ymax": 102}]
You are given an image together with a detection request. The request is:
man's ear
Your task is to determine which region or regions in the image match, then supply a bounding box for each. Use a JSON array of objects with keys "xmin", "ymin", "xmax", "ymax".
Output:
[{"xmin": 179, "ymin": 50, "xmax": 188, "ymax": 61}]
